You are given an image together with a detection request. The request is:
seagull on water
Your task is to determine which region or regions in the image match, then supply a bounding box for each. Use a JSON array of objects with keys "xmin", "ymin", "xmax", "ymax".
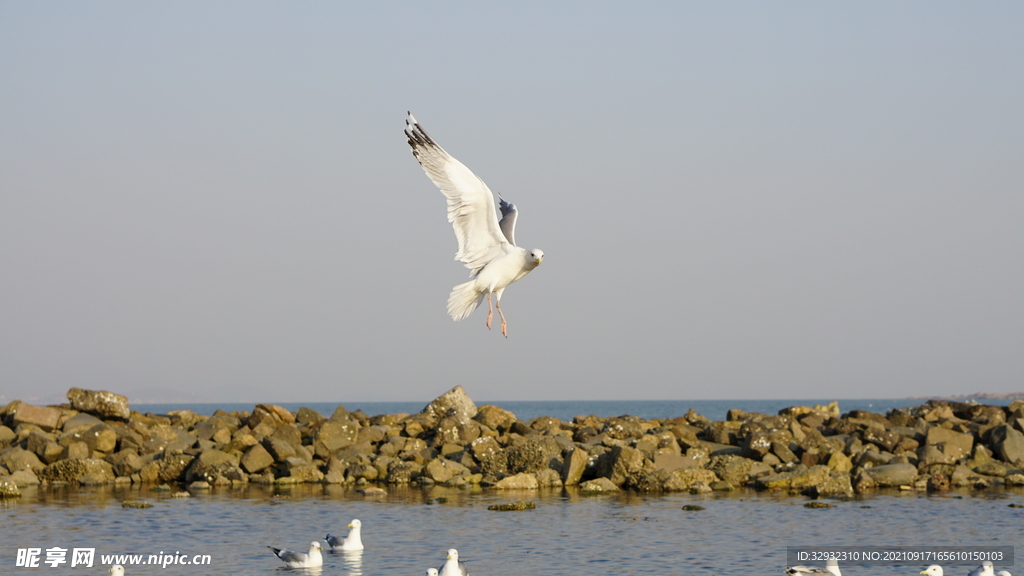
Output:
[
  {"xmin": 326, "ymin": 518, "xmax": 364, "ymax": 551},
  {"xmin": 438, "ymin": 548, "xmax": 469, "ymax": 576},
  {"xmin": 405, "ymin": 112, "xmax": 544, "ymax": 337},
  {"xmin": 268, "ymin": 541, "xmax": 323, "ymax": 568},
  {"xmin": 786, "ymin": 558, "xmax": 841, "ymax": 576},
  {"xmin": 969, "ymin": 562, "xmax": 995, "ymax": 576}
]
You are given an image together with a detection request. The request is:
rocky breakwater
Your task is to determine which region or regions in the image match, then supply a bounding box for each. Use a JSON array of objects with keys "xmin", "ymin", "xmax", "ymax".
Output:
[{"xmin": 2, "ymin": 387, "xmax": 1023, "ymax": 498}]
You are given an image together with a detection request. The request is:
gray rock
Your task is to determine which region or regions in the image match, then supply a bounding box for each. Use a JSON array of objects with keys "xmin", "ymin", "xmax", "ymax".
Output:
[
  {"xmin": 61, "ymin": 413, "xmax": 104, "ymax": 432},
  {"xmin": 67, "ymin": 388, "xmax": 130, "ymax": 420},
  {"xmin": 864, "ymin": 462, "xmax": 918, "ymax": 486},
  {"xmin": 991, "ymin": 425, "xmax": 1024, "ymax": 465},
  {"xmin": 924, "ymin": 426, "xmax": 974, "ymax": 460},
  {"xmin": 39, "ymin": 458, "xmax": 115, "ymax": 483},
  {"xmin": 421, "ymin": 385, "xmax": 478, "ymax": 426},
  {"xmin": 138, "ymin": 454, "xmax": 194, "ymax": 483}
]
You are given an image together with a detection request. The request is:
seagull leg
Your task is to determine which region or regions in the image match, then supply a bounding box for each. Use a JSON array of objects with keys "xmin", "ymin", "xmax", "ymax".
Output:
[
  {"xmin": 496, "ymin": 299, "xmax": 507, "ymax": 337},
  {"xmin": 486, "ymin": 293, "xmax": 493, "ymax": 330}
]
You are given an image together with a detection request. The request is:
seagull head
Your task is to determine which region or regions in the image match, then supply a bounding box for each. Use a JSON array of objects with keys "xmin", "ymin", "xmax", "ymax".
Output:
[
  {"xmin": 349, "ymin": 519, "xmax": 361, "ymax": 528},
  {"xmin": 427, "ymin": 570, "xmax": 439, "ymax": 576},
  {"xmin": 529, "ymin": 249, "xmax": 544, "ymax": 266},
  {"xmin": 447, "ymin": 549, "xmax": 459, "ymax": 560},
  {"xmin": 311, "ymin": 541, "xmax": 323, "ymax": 551},
  {"xmin": 922, "ymin": 566, "xmax": 944, "ymax": 576},
  {"xmin": 109, "ymin": 566, "xmax": 124, "ymax": 576}
]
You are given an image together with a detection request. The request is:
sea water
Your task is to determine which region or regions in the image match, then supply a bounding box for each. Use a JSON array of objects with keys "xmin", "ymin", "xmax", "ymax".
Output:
[{"xmin": 1, "ymin": 484, "xmax": 1021, "ymax": 576}]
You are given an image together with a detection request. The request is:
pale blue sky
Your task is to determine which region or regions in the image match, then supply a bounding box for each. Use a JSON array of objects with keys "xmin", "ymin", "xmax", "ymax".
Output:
[{"xmin": 2, "ymin": 2, "xmax": 1022, "ymax": 404}]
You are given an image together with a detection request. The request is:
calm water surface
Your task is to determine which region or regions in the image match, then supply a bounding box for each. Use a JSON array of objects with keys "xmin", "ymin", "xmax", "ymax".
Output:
[{"xmin": 2, "ymin": 485, "xmax": 1021, "ymax": 576}]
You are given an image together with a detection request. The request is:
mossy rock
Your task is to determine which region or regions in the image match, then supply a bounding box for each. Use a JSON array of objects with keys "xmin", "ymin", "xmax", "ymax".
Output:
[{"xmin": 488, "ymin": 501, "xmax": 536, "ymax": 511}]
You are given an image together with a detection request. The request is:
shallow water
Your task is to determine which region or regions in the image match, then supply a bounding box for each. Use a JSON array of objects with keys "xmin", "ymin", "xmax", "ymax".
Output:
[{"xmin": 2, "ymin": 484, "xmax": 1021, "ymax": 576}]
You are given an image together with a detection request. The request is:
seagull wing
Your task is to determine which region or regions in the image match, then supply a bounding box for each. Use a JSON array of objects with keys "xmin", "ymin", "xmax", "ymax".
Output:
[
  {"xmin": 406, "ymin": 113, "xmax": 508, "ymax": 274},
  {"xmin": 497, "ymin": 195, "xmax": 518, "ymax": 246}
]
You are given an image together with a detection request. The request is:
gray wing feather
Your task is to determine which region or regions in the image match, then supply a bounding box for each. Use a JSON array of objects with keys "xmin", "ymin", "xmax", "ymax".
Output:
[{"xmin": 497, "ymin": 195, "xmax": 518, "ymax": 246}]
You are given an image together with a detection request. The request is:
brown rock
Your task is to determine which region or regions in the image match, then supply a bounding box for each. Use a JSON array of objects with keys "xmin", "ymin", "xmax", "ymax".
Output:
[
  {"xmin": 473, "ymin": 405, "xmax": 518, "ymax": 433},
  {"xmin": 579, "ymin": 477, "xmax": 619, "ymax": 492},
  {"xmin": 185, "ymin": 450, "xmax": 239, "ymax": 483},
  {"xmin": 39, "ymin": 458, "xmax": 115, "ymax": 483},
  {"xmin": 421, "ymin": 385, "xmax": 478, "ymax": 426},
  {"xmin": 494, "ymin": 472, "xmax": 539, "ymax": 490},
  {"xmin": 561, "ymin": 447, "xmax": 588, "ymax": 486},
  {"xmin": 67, "ymin": 388, "xmax": 130, "ymax": 420},
  {"xmin": 11, "ymin": 403, "xmax": 61, "ymax": 432},
  {"xmin": 754, "ymin": 465, "xmax": 831, "ymax": 491},
  {"xmin": 240, "ymin": 443, "xmax": 275, "ymax": 474}
]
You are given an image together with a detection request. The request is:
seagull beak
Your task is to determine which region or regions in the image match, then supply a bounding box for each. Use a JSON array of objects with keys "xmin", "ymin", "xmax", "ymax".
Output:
[
  {"xmin": 348, "ymin": 523, "xmax": 353, "ymax": 527},
  {"xmin": 921, "ymin": 572, "xmax": 928, "ymax": 575},
  {"xmin": 448, "ymin": 553, "xmax": 453, "ymax": 559}
]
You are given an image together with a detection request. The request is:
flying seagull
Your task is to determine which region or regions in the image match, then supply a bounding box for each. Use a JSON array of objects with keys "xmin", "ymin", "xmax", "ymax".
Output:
[{"xmin": 405, "ymin": 112, "xmax": 544, "ymax": 337}]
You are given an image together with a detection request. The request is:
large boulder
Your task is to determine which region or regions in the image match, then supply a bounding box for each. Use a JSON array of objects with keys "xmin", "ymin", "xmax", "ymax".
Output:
[
  {"xmin": 561, "ymin": 448, "xmax": 589, "ymax": 486},
  {"xmin": 596, "ymin": 445, "xmax": 646, "ymax": 486},
  {"xmin": 39, "ymin": 458, "xmax": 115, "ymax": 484},
  {"xmin": 863, "ymin": 462, "xmax": 918, "ymax": 486},
  {"xmin": 66, "ymin": 388, "xmax": 130, "ymax": 420},
  {"xmin": 990, "ymin": 425, "xmax": 1024, "ymax": 466},
  {"xmin": 240, "ymin": 443, "xmax": 275, "ymax": 474},
  {"xmin": 312, "ymin": 419, "xmax": 359, "ymax": 458},
  {"xmin": 11, "ymin": 403, "xmax": 61, "ymax": 432},
  {"xmin": 924, "ymin": 426, "xmax": 974, "ymax": 460},
  {"xmin": 186, "ymin": 450, "xmax": 240, "ymax": 483},
  {"xmin": 421, "ymin": 386, "xmax": 478, "ymax": 426},
  {"xmin": 424, "ymin": 457, "xmax": 471, "ymax": 483},
  {"xmin": 473, "ymin": 405, "xmax": 517, "ymax": 433}
]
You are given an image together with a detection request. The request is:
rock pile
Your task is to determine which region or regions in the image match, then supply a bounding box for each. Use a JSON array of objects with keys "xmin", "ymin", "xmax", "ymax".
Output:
[{"xmin": 2, "ymin": 387, "xmax": 1023, "ymax": 498}]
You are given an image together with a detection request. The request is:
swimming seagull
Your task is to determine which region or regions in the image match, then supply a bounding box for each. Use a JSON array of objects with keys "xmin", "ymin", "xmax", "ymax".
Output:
[
  {"xmin": 969, "ymin": 563, "xmax": 995, "ymax": 576},
  {"xmin": 268, "ymin": 541, "xmax": 324, "ymax": 568},
  {"xmin": 405, "ymin": 113, "xmax": 544, "ymax": 337},
  {"xmin": 326, "ymin": 518, "xmax": 364, "ymax": 551},
  {"xmin": 109, "ymin": 566, "xmax": 125, "ymax": 576},
  {"xmin": 438, "ymin": 548, "xmax": 469, "ymax": 576},
  {"xmin": 786, "ymin": 558, "xmax": 841, "ymax": 576}
]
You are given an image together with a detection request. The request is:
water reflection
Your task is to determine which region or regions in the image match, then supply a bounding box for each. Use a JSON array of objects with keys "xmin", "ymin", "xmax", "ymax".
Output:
[{"xmin": 331, "ymin": 549, "xmax": 363, "ymax": 576}]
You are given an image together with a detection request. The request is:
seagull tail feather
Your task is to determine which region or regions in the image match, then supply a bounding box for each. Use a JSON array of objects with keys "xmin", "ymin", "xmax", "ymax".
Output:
[{"xmin": 447, "ymin": 280, "xmax": 484, "ymax": 321}]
